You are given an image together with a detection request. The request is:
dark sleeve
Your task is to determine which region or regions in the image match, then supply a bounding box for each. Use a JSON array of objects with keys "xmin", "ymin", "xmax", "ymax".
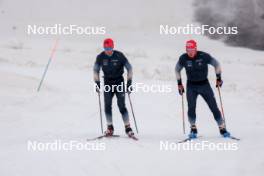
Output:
[
  {"xmin": 175, "ymin": 55, "xmax": 184, "ymax": 80},
  {"xmin": 205, "ymin": 53, "xmax": 222, "ymax": 75},
  {"xmin": 120, "ymin": 52, "xmax": 133, "ymax": 80},
  {"xmin": 93, "ymin": 55, "xmax": 101, "ymax": 82}
]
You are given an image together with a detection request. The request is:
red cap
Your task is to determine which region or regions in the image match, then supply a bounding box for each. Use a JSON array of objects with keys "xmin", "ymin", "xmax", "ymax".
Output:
[
  {"xmin": 186, "ymin": 40, "xmax": 197, "ymax": 49},
  {"xmin": 103, "ymin": 38, "xmax": 114, "ymax": 48}
]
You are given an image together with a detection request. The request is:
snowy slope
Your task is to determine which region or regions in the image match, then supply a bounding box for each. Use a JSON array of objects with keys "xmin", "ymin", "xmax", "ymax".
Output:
[{"xmin": 0, "ymin": 0, "xmax": 264, "ymax": 176}]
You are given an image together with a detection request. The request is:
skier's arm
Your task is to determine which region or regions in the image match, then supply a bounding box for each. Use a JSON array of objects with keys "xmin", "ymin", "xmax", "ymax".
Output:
[
  {"xmin": 175, "ymin": 60, "xmax": 183, "ymax": 82},
  {"xmin": 121, "ymin": 53, "xmax": 133, "ymax": 81},
  {"xmin": 124, "ymin": 61, "xmax": 133, "ymax": 81},
  {"xmin": 93, "ymin": 56, "xmax": 101, "ymax": 82},
  {"xmin": 209, "ymin": 56, "xmax": 222, "ymax": 78},
  {"xmin": 175, "ymin": 60, "xmax": 185, "ymax": 95},
  {"xmin": 122, "ymin": 53, "xmax": 133, "ymax": 93},
  {"xmin": 209, "ymin": 56, "xmax": 223, "ymax": 87}
]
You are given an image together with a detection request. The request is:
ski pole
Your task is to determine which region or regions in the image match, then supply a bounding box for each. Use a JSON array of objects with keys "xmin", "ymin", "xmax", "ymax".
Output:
[
  {"xmin": 217, "ymin": 86, "xmax": 226, "ymax": 127},
  {"xmin": 181, "ymin": 94, "xmax": 186, "ymax": 134},
  {"xmin": 37, "ymin": 39, "xmax": 59, "ymax": 91},
  {"xmin": 127, "ymin": 93, "xmax": 139, "ymax": 134},
  {"xmin": 97, "ymin": 92, "xmax": 104, "ymax": 134}
]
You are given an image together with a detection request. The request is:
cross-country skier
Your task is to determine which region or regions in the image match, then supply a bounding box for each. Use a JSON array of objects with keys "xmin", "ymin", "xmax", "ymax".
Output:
[
  {"xmin": 93, "ymin": 38, "xmax": 134, "ymax": 137},
  {"xmin": 175, "ymin": 40, "xmax": 231, "ymax": 139}
]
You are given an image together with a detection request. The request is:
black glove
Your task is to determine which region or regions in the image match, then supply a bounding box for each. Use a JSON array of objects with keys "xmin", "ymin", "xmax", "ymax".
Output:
[
  {"xmin": 216, "ymin": 74, "xmax": 223, "ymax": 88},
  {"xmin": 95, "ymin": 81, "xmax": 100, "ymax": 93},
  {"xmin": 177, "ymin": 79, "xmax": 185, "ymax": 95},
  {"xmin": 127, "ymin": 80, "xmax": 132, "ymax": 94}
]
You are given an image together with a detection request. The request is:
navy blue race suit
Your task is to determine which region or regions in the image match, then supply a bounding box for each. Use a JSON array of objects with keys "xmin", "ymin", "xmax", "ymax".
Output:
[
  {"xmin": 93, "ymin": 50, "xmax": 132, "ymax": 126},
  {"xmin": 175, "ymin": 51, "xmax": 224, "ymax": 127}
]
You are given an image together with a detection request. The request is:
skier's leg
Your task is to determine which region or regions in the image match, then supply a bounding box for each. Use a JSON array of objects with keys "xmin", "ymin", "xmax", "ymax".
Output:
[
  {"xmin": 104, "ymin": 89, "xmax": 114, "ymax": 126},
  {"xmin": 186, "ymin": 85, "xmax": 198, "ymax": 126},
  {"xmin": 200, "ymin": 84, "xmax": 231, "ymax": 137},
  {"xmin": 200, "ymin": 83, "xmax": 224, "ymax": 126},
  {"xmin": 116, "ymin": 89, "xmax": 130, "ymax": 126}
]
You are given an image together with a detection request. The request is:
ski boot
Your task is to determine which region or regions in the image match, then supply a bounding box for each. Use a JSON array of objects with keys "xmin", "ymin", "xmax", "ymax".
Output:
[
  {"xmin": 104, "ymin": 124, "xmax": 114, "ymax": 136},
  {"xmin": 219, "ymin": 126, "xmax": 231, "ymax": 138},
  {"xmin": 188, "ymin": 125, "xmax": 198, "ymax": 139},
  {"xmin": 125, "ymin": 124, "xmax": 134, "ymax": 137}
]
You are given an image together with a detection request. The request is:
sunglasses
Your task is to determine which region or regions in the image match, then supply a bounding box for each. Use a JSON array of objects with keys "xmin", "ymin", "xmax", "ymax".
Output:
[
  {"xmin": 186, "ymin": 48, "xmax": 197, "ymax": 51},
  {"xmin": 104, "ymin": 47, "xmax": 113, "ymax": 51}
]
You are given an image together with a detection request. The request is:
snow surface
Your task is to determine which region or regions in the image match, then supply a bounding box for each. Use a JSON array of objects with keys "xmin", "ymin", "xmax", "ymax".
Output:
[{"xmin": 0, "ymin": 0, "xmax": 264, "ymax": 176}]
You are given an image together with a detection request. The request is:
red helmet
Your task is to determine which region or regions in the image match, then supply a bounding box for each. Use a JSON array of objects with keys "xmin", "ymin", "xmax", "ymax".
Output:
[
  {"xmin": 103, "ymin": 38, "xmax": 114, "ymax": 49},
  {"xmin": 186, "ymin": 40, "xmax": 197, "ymax": 49}
]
